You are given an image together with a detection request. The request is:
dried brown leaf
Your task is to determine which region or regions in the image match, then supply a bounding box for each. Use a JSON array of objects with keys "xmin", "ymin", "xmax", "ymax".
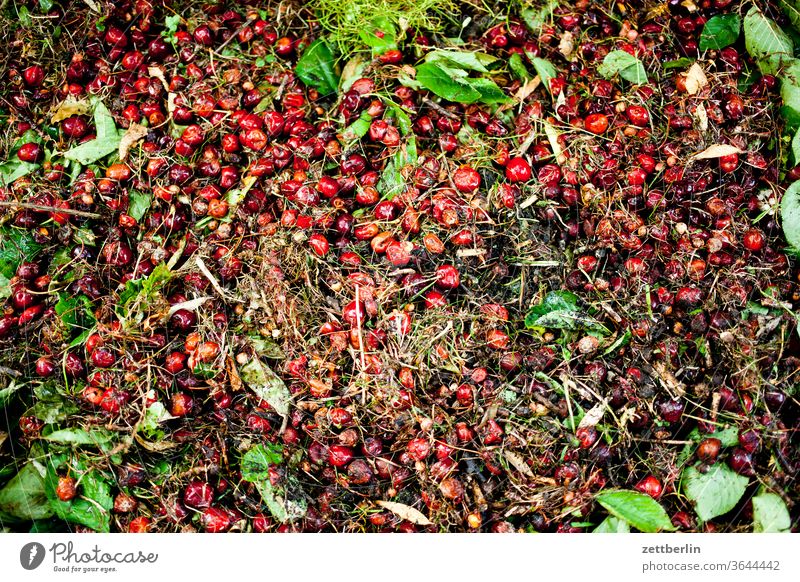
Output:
[
  {"xmin": 375, "ymin": 500, "xmax": 433, "ymax": 525},
  {"xmin": 503, "ymin": 450, "xmax": 535, "ymax": 477},
  {"xmin": 119, "ymin": 123, "xmax": 149, "ymax": 160},
  {"xmin": 685, "ymin": 62, "xmax": 708, "ymax": 95},
  {"xmin": 691, "ymin": 144, "xmax": 742, "ymax": 160}
]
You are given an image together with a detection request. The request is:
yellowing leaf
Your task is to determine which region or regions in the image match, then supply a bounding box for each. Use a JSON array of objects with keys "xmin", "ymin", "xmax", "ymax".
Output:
[
  {"xmin": 376, "ymin": 500, "xmax": 433, "ymax": 525},
  {"xmin": 51, "ymin": 96, "xmax": 91, "ymax": 122}
]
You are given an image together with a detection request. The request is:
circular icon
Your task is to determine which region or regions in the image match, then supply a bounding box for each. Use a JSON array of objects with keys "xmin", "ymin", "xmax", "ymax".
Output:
[{"xmin": 20, "ymin": 542, "xmax": 46, "ymax": 570}]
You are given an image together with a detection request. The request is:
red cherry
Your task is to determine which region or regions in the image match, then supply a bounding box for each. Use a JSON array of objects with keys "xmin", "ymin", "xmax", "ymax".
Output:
[
  {"xmin": 584, "ymin": 113, "xmax": 609, "ymax": 134},
  {"xmin": 453, "ymin": 165, "xmax": 481, "ymax": 193},
  {"xmin": 505, "ymin": 157, "xmax": 532, "ymax": 182},
  {"xmin": 328, "ymin": 445, "xmax": 354, "ymax": 467},
  {"xmin": 435, "ymin": 264, "xmax": 460, "ymax": 289},
  {"xmin": 634, "ymin": 475, "xmax": 663, "ymax": 498}
]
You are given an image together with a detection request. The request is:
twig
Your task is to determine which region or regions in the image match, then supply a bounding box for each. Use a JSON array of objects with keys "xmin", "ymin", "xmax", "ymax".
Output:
[
  {"xmin": 0, "ymin": 366, "xmax": 22, "ymax": 378},
  {"xmin": 0, "ymin": 201, "xmax": 102, "ymax": 219},
  {"xmin": 423, "ymin": 97, "xmax": 459, "ymax": 119},
  {"xmin": 354, "ymin": 284, "xmax": 367, "ymax": 404}
]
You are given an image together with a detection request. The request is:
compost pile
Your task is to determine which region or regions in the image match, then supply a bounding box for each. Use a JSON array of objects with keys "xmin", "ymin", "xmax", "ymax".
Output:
[{"xmin": 0, "ymin": 0, "xmax": 798, "ymax": 533}]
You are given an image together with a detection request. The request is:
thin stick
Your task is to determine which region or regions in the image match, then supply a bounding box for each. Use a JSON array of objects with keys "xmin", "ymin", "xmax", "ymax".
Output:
[
  {"xmin": 423, "ymin": 98, "xmax": 459, "ymax": 119},
  {"xmin": 354, "ymin": 284, "xmax": 367, "ymax": 404},
  {"xmin": 0, "ymin": 201, "xmax": 102, "ymax": 219}
]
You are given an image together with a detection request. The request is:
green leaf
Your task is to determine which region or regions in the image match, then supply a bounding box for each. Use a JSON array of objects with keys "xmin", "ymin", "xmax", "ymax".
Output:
[
  {"xmin": 43, "ymin": 428, "xmax": 114, "ymax": 447},
  {"xmin": 521, "ymin": 0, "xmax": 558, "ymax": 32},
  {"xmin": 426, "ymin": 50, "xmax": 498, "ymax": 73},
  {"xmin": 597, "ymin": 50, "xmax": 648, "ymax": 84},
  {"xmin": 593, "ymin": 516, "xmax": 630, "ymax": 533},
  {"xmin": 683, "ymin": 463, "xmax": 749, "ymax": 521},
  {"xmin": 296, "ymin": 39, "xmax": 339, "ymax": 96},
  {"xmin": 0, "ymin": 272, "xmax": 10, "ymax": 300},
  {"xmin": 752, "ymin": 491, "xmax": 791, "ymax": 532},
  {"xmin": 469, "ymin": 77, "xmax": 513, "ymax": 104},
  {"xmin": 359, "ymin": 17, "xmax": 397, "ymax": 56},
  {"xmin": 781, "ymin": 180, "xmax": 800, "ymax": 252},
  {"xmin": 248, "ymin": 334, "xmax": 285, "ymax": 359},
  {"xmin": 508, "ymin": 52, "xmax": 530, "ymax": 80},
  {"xmin": 253, "ymin": 476, "xmax": 307, "ymax": 523},
  {"xmin": 663, "ymin": 57, "xmax": 695, "ymax": 70},
  {"xmin": 782, "ymin": 0, "xmax": 800, "ymax": 35},
  {"xmin": 239, "ymin": 355, "xmax": 291, "ymax": 419},
  {"xmin": 416, "ymin": 62, "xmax": 481, "ymax": 103},
  {"xmin": 0, "ymin": 159, "xmax": 39, "ymax": 186},
  {"xmin": 744, "ymin": 7, "xmax": 793, "ymax": 75},
  {"xmin": 241, "ymin": 443, "xmax": 284, "ymax": 482},
  {"xmin": 55, "ymin": 293, "xmax": 95, "ymax": 332},
  {"xmin": 531, "ymin": 57, "xmax": 557, "ymax": 93},
  {"xmin": 377, "ymin": 137, "xmax": 417, "ymax": 199},
  {"xmin": 63, "ymin": 138, "xmax": 119, "ymax": 165},
  {"xmin": 241, "ymin": 444, "xmax": 306, "ymax": 523},
  {"xmin": 44, "ymin": 457, "xmax": 113, "ymax": 532},
  {"xmin": 30, "ymin": 384, "xmax": 79, "ymax": 424},
  {"xmin": 596, "ymin": 490, "xmax": 675, "ymax": 532},
  {"xmin": 525, "ymin": 290, "xmax": 608, "ymax": 333},
  {"xmin": 386, "ymin": 105, "xmax": 412, "ymax": 136},
  {"xmin": 0, "ymin": 462, "xmax": 53, "ymax": 523},
  {"xmin": 793, "ymin": 128, "xmax": 800, "ymax": 165},
  {"xmin": 0, "ymin": 227, "xmax": 44, "ymax": 278},
  {"xmin": 117, "ymin": 262, "xmax": 172, "ymax": 315},
  {"xmin": 63, "ymin": 99, "xmax": 121, "ymax": 165},
  {"xmin": 140, "ymin": 401, "xmax": 175, "ymax": 439},
  {"xmin": 128, "ymin": 190, "xmax": 152, "ymax": 222},
  {"xmin": 342, "ymin": 111, "xmax": 373, "ymax": 142},
  {"xmin": 699, "ymin": 14, "xmax": 741, "ymax": 51},
  {"xmin": 0, "ymin": 380, "xmax": 22, "ymax": 408}
]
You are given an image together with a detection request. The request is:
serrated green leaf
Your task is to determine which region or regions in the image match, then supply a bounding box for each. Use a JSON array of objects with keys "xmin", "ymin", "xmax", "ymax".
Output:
[
  {"xmin": 683, "ymin": 463, "xmax": 749, "ymax": 521},
  {"xmin": 342, "ymin": 111, "xmax": 373, "ymax": 142},
  {"xmin": 598, "ymin": 50, "xmax": 648, "ymax": 84},
  {"xmin": 63, "ymin": 99, "xmax": 121, "ymax": 165},
  {"xmin": 128, "ymin": 190, "xmax": 152, "ymax": 222},
  {"xmin": 752, "ymin": 491, "xmax": 791, "ymax": 532},
  {"xmin": 699, "ymin": 14, "xmax": 741, "ymax": 51},
  {"xmin": 520, "ymin": 0, "xmax": 558, "ymax": 32},
  {"xmin": 359, "ymin": 17, "xmax": 397, "ymax": 56},
  {"xmin": 744, "ymin": 7, "xmax": 793, "ymax": 75},
  {"xmin": 296, "ymin": 39, "xmax": 339, "ymax": 96},
  {"xmin": 0, "ymin": 380, "xmax": 22, "ymax": 408},
  {"xmin": 0, "ymin": 159, "xmax": 39, "ymax": 186},
  {"xmin": 0, "ymin": 228, "xmax": 44, "ymax": 278},
  {"xmin": 663, "ymin": 58, "xmax": 695, "ymax": 70},
  {"xmin": 44, "ymin": 457, "xmax": 113, "ymax": 532},
  {"xmin": 508, "ymin": 52, "xmax": 530, "ymax": 80},
  {"xmin": 531, "ymin": 57, "xmax": 557, "ymax": 93},
  {"xmin": 781, "ymin": 180, "xmax": 800, "ymax": 252},
  {"xmin": 596, "ymin": 490, "xmax": 675, "ymax": 532},
  {"xmin": 525, "ymin": 290, "xmax": 608, "ymax": 334},
  {"xmin": 593, "ymin": 515, "xmax": 630, "ymax": 533},
  {"xmin": 241, "ymin": 443, "xmax": 284, "ymax": 482},
  {"xmin": 469, "ymin": 77, "xmax": 512, "ymax": 104},
  {"xmin": 416, "ymin": 62, "xmax": 481, "ymax": 103},
  {"xmin": 43, "ymin": 428, "xmax": 114, "ymax": 447},
  {"xmin": 386, "ymin": 105, "xmax": 412, "ymax": 136},
  {"xmin": 425, "ymin": 50, "xmax": 498, "ymax": 73},
  {"xmin": 0, "ymin": 462, "xmax": 53, "ymax": 523}
]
